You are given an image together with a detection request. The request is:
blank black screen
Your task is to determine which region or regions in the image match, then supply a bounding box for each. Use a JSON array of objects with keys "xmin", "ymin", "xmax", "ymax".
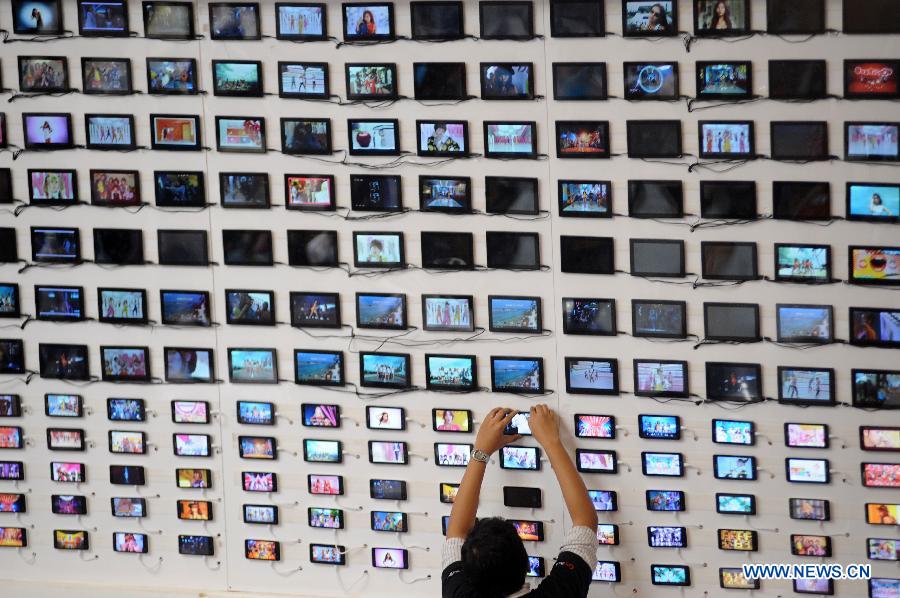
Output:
[
  {"xmin": 843, "ymin": 0, "xmax": 900, "ymax": 33},
  {"xmin": 413, "ymin": 63, "xmax": 467, "ymax": 100},
  {"xmin": 94, "ymin": 229, "xmax": 144, "ymax": 264},
  {"xmin": 705, "ymin": 304, "xmax": 759, "ymax": 340},
  {"xmin": 702, "ymin": 243, "xmax": 757, "ymax": 279},
  {"xmin": 560, "ymin": 236, "xmax": 614, "ymax": 274},
  {"xmin": 411, "ymin": 2, "xmax": 463, "ymax": 38},
  {"xmin": 768, "ymin": 60, "xmax": 826, "ymax": 99},
  {"xmin": 485, "ymin": 177, "xmax": 538, "ymax": 214},
  {"xmin": 631, "ymin": 240, "xmax": 684, "ymax": 276},
  {"xmin": 700, "ymin": 181, "xmax": 757, "ymax": 218},
  {"xmin": 287, "ymin": 230, "xmax": 337, "ymax": 267},
  {"xmin": 158, "ymin": 230, "xmax": 208, "ymax": 266},
  {"xmin": 771, "ymin": 122, "xmax": 828, "ymax": 160},
  {"xmin": 486, "ymin": 232, "xmax": 539, "ymax": 269},
  {"xmin": 627, "ymin": 121, "xmax": 681, "ymax": 158},
  {"xmin": 0, "ymin": 228, "xmax": 17, "ymax": 262},
  {"xmin": 222, "ymin": 230, "xmax": 273, "ymax": 266},
  {"xmin": 550, "ymin": 0, "xmax": 604, "ymax": 36},
  {"xmin": 481, "ymin": 2, "xmax": 532, "ymax": 38},
  {"xmin": 772, "ymin": 182, "xmax": 830, "ymax": 220},
  {"xmin": 767, "ymin": 0, "xmax": 824, "ymax": 34},
  {"xmin": 420, "ymin": 232, "xmax": 474, "ymax": 269},
  {"xmin": 553, "ymin": 63, "xmax": 607, "ymax": 99},
  {"xmin": 628, "ymin": 181, "xmax": 683, "ymax": 217}
]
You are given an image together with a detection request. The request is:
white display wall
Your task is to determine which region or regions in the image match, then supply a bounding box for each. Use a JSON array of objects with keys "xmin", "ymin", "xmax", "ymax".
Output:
[{"xmin": 0, "ymin": 0, "xmax": 898, "ymax": 596}]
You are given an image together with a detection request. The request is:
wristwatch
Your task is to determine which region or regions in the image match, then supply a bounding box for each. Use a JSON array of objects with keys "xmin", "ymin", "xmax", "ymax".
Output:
[{"xmin": 470, "ymin": 448, "xmax": 490, "ymax": 463}]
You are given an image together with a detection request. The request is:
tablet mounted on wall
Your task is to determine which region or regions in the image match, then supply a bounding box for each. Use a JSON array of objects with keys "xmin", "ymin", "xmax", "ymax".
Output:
[
  {"xmin": 562, "ymin": 298, "xmax": 615, "ymax": 335},
  {"xmin": 559, "ymin": 236, "xmax": 613, "ymax": 274},
  {"xmin": 631, "ymin": 300, "xmax": 686, "ymax": 339},
  {"xmin": 766, "ymin": 0, "xmax": 824, "ymax": 34},
  {"xmin": 846, "ymin": 182, "xmax": 899, "ymax": 223},
  {"xmin": 703, "ymin": 303, "xmax": 760, "ymax": 342},
  {"xmin": 552, "ymin": 63, "xmax": 607, "ymax": 100},
  {"xmin": 410, "ymin": 1, "xmax": 464, "ymax": 39},
  {"xmin": 767, "ymin": 60, "xmax": 827, "ymax": 100},
  {"xmin": 777, "ymin": 367, "xmax": 835, "ymax": 406},
  {"xmin": 413, "ymin": 63, "xmax": 467, "ymax": 100},
  {"xmin": 772, "ymin": 181, "xmax": 830, "ymax": 220},
  {"xmin": 626, "ymin": 120, "xmax": 681, "ymax": 158},
  {"xmin": 700, "ymin": 241, "xmax": 757, "ymax": 280},
  {"xmin": 770, "ymin": 121, "xmax": 829, "ymax": 161},
  {"xmin": 549, "ymin": 0, "xmax": 605, "ymax": 37},
  {"xmin": 633, "ymin": 360, "xmax": 688, "ymax": 398},
  {"xmin": 623, "ymin": 62, "xmax": 679, "ymax": 100},
  {"xmin": 479, "ymin": 1, "xmax": 534, "ymax": 39},
  {"xmin": 342, "ymin": 3, "xmax": 395, "ymax": 41}
]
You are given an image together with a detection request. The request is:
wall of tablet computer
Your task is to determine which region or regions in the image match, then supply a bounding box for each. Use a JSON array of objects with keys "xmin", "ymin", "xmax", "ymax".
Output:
[{"xmin": 0, "ymin": 0, "xmax": 897, "ymax": 596}]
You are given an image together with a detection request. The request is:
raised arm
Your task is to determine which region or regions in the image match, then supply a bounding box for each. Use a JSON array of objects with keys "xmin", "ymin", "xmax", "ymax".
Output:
[
  {"xmin": 528, "ymin": 404, "xmax": 598, "ymax": 528},
  {"xmin": 446, "ymin": 407, "xmax": 520, "ymax": 539}
]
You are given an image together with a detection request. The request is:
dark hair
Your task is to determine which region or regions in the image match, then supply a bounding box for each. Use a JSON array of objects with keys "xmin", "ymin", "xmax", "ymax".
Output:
[{"xmin": 461, "ymin": 517, "xmax": 528, "ymax": 597}]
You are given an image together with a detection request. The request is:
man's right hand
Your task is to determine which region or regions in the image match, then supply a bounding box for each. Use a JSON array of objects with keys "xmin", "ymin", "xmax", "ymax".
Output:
[{"xmin": 528, "ymin": 404, "xmax": 561, "ymax": 448}]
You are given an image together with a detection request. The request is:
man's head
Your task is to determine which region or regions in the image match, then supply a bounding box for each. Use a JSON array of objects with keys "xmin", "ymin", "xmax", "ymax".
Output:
[{"xmin": 461, "ymin": 517, "xmax": 528, "ymax": 596}]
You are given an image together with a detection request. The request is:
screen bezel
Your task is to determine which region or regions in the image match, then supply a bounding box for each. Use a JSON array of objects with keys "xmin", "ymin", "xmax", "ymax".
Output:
[
  {"xmin": 713, "ymin": 454, "xmax": 758, "ymax": 480},
  {"xmin": 630, "ymin": 239, "xmax": 687, "ymax": 277},
  {"xmin": 697, "ymin": 120, "xmax": 755, "ymax": 159},
  {"xmin": 482, "ymin": 121, "xmax": 538, "ymax": 159},
  {"xmin": 700, "ymin": 241, "xmax": 758, "ymax": 280},
  {"xmin": 34, "ymin": 285, "xmax": 85, "ymax": 321},
  {"xmin": 693, "ymin": 0, "xmax": 750, "ymax": 36},
  {"xmin": 770, "ymin": 121, "xmax": 829, "ymax": 161},
  {"xmin": 149, "ymin": 114, "xmax": 201, "ymax": 151},
  {"xmin": 274, "ymin": 4, "xmax": 327, "ymax": 40},
  {"xmin": 434, "ymin": 443, "xmax": 472, "ymax": 468},
  {"xmin": 557, "ymin": 179, "xmax": 612, "ymax": 218},
  {"xmin": 211, "ymin": 59, "xmax": 263, "ymax": 97},
  {"xmin": 421, "ymin": 294, "xmax": 474, "ymax": 332},
  {"xmin": 415, "ymin": 120, "xmax": 470, "ymax": 158},
  {"xmin": 308, "ymin": 474, "xmax": 344, "ymax": 496},
  {"xmin": 484, "ymin": 176, "xmax": 539, "ymax": 215},
  {"xmin": 365, "ymin": 406, "xmax": 407, "ymax": 431},
  {"xmin": 418, "ymin": 175, "xmax": 472, "ymax": 213},
  {"xmin": 81, "ymin": 58, "xmax": 134, "ymax": 95},
  {"xmin": 355, "ymin": 292, "xmax": 407, "ymax": 330},
  {"xmin": 425, "ymin": 355, "xmax": 477, "ymax": 392},
  {"xmin": 650, "ymin": 565, "xmax": 691, "ymax": 586},
  {"xmin": 717, "ymin": 529, "xmax": 759, "ymax": 552},
  {"xmin": 342, "ymin": 2, "xmax": 395, "ymax": 41},
  {"xmin": 647, "ymin": 525, "xmax": 686, "ymax": 548},
  {"xmin": 222, "ymin": 230, "xmax": 274, "ymax": 266},
  {"xmin": 556, "ymin": 120, "xmax": 611, "ymax": 159},
  {"xmin": 627, "ymin": 180, "xmax": 683, "ymax": 218},
  {"xmin": 705, "ymin": 361, "xmax": 763, "ymax": 402},
  {"xmin": 410, "ymin": 1, "xmax": 465, "ymax": 40},
  {"xmin": 638, "ymin": 414, "xmax": 682, "ymax": 440},
  {"xmin": 27, "ymin": 170, "xmax": 78, "ymax": 206},
  {"xmin": 480, "ymin": 63, "xmax": 535, "ymax": 101},
  {"xmin": 145, "ymin": 58, "xmax": 198, "ymax": 96},
  {"xmin": 695, "ymin": 62, "xmax": 753, "ymax": 100},
  {"xmin": 368, "ymin": 440, "xmax": 409, "ymax": 465},
  {"xmin": 97, "ymin": 288, "xmax": 148, "ymax": 325},
  {"xmin": 100, "ymin": 346, "xmax": 150, "ymax": 382},
  {"xmin": 173, "ymin": 433, "xmax": 212, "ymax": 458},
  {"xmin": 46, "ymin": 428, "xmax": 85, "ymax": 451},
  {"xmin": 293, "ymin": 349, "xmax": 344, "ymax": 387},
  {"xmin": 702, "ymin": 302, "xmax": 761, "ymax": 342},
  {"xmin": 290, "ymin": 292, "xmax": 341, "ymax": 329},
  {"xmin": 775, "ymin": 303, "xmax": 834, "ymax": 343},
  {"xmin": 645, "ymin": 490, "xmax": 685, "ymax": 512},
  {"xmin": 18, "ymin": 57, "xmax": 69, "ymax": 93},
  {"xmin": 862, "ymin": 462, "xmax": 900, "ymax": 488},
  {"xmin": 358, "ymin": 351, "xmax": 411, "ymax": 389},
  {"xmin": 845, "ymin": 182, "xmax": 900, "ymax": 223},
  {"xmin": 21, "ymin": 112, "xmax": 74, "ymax": 150},
  {"xmin": 640, "ymin": 451, "xmax": 684, "ymax": 477},
  {"xmin": 13, "ymin": 0, "xmax": 64, "ymax": 34},
  {"xmin": 111, "ymin": 497, "xmax": 148, "ymax": 518},
  {"xmin": 352, "ymin": 231, "xmax": 405, "ymax": 269},
  {"xmin": 561, "ymin": 297, "xmax": 616, "ymax": 336},
  {"xmin": 859, "ymin": 426, "xmax": 900, "ymax": 452},
  {"xmin": 785, "ymin": 457, "xmax": 830, "ymax": 484},
  {"xmin": 622, "ymin": 0, "xmax": 679, "ymax": 37},
  {"xmin": 626, "ymin": 120, "xmax": 682, "ymax": 158},
  {"xmin": 209, "ymin": 3, "xmax": 262, "ymax": 41},
  {"xmin": 631, "ymin": 299, "xmax": 687, "ymax": 339},
  {"xmin": 163, "ymin": 347, "xmax": 215, "ymax": 383},
  {"xmin": 844, "ymin": 59, "xmax": 900, "ymax": 100},
  {"xmin": 224, "ymin": 289, "xmax": 275, "ymax": 326},
  {"xmin": 632, "ymin": 359, "xmax": 689, "ymax": 398},
  {"xmin": 711, "ymin": 419, "xmax": 756, "ymax": 446},
  {"xmin": 214, "ymin": 116, "xmax": 266, "ymax": 154},
  {"xmin": 848, "ymin": 246, "xmax": 900, "ymax": 286},
  {"xmin": 486, "ymin": 232, "xmax": 541, "ymax": 271},
  {"xmin": 160, "ymin": 290, "xmax": 211, "ymax": 327},
  {"xmin": 142, "ymin": 1, "xmax": 196, "ymax": 40},
  {"xmin": 499, "ymin": 445, "xmax": 541, "ymax": 471},
  {"xmin": 552, "ymin": 62, "xmax": 608, "ymax": 100},
  {"xmin": 844, "ymin": 121, "xmax": 900, "ymax": 162},
  {"xmin": 277, "ymin": 61, "xmax": 330, "ymax": 98},
  {"xmin": 420, "ymin": 231, "xmax": 475, "ymax": 270},
  {"xmin": 715, "ymin": 493, "xmax": 757, "ymax": 515},
  {"xmin": 108, "ymin": 430, "xmax": 147, "ymax": 455},
  {"xmin": 784, "ymin": 422, "xmax": 830, "ymax": 449},
  {"xmin": 171, "ymin": 400, "xmax": 210, "ymax": 425},
  {"xmin": 345, "ymin": 63, "xmax": 398, "ymax": 101},
  {"xmin": 575, "ymin": 448, "xmax": 618, "ymax": 473},
  {"xmin": 281, "ymin": 117, "xmax": 333, "ymax": 156},
  {"xmin": 302, "ymin": 439, "xmax": 343, "ymax": 464},
  {"xmin": 566, "ymin": 359, "xmax": 620, "ymax": 396},
  {"xmin": 772, "ymin": 243, "xmax": 832, "ymax": 282},
  {"xmin": 479, "ymin": 1, "xmax": 534, "ymax": 40},
  {"xmin": 347, "ymin": 118, "xmax": 400, "ymax": 156},
  {"xmin": 490, "ymin": 355, "xmax": 545, "ymax": 393},
  {"xmin": 789, "ymin": 534, "xmax": 832, "ymax": 557}
]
